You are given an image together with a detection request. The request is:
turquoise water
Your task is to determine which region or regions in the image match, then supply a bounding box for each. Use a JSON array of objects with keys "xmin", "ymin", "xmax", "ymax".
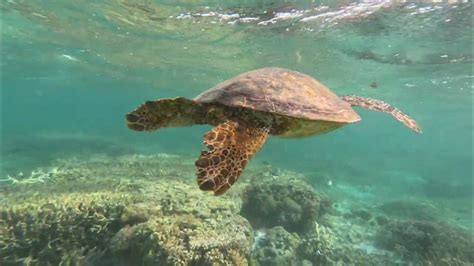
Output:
[{"xmin": 1, "ymin": 0, "xmax": 473, "ymax": 264}]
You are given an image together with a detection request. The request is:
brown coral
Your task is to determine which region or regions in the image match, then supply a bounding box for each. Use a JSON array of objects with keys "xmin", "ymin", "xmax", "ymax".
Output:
[{"xmin": 241, "ymin": 178, "xmax": 330, "ymax": 234}]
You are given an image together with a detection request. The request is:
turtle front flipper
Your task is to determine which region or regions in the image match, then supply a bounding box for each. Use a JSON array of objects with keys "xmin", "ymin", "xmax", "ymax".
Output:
[
  {"xmin": 196, "ymin": 121, "xmax": 269, "ymax": 196},
  {"xmin": 341, "ymin": 95, "xmax": 422, "ymax": 133}
]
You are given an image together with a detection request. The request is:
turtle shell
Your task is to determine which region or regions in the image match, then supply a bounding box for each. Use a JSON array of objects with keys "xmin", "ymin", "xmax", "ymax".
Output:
[{"xmin": 194, "ymin": 67, "xmax": 360, "ymax": 123}]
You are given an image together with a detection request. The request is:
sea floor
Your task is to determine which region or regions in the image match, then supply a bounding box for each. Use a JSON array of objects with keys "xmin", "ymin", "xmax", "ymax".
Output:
[{"xmin": 1, "ymin": 153, "xmax": 472, "ymax": 265}]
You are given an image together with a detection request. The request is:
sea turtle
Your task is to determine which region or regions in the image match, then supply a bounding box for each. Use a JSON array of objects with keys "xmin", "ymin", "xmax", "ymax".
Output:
[{"xmin": 126, "ymin": 67, "xmax": 421, "ymax": 196}]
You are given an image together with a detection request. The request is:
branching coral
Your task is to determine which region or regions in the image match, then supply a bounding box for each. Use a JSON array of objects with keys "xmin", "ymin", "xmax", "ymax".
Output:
[
  {"xmin": 0, "ymin": 192, "xmax": 133, "ymax": 265},
  {"xmin": 0, "ymin": 167, "xmax": 61, "ymax": 186},
  {"xmin": 1, "ymin": 154, "xmax": 250, "ymax": 265}
]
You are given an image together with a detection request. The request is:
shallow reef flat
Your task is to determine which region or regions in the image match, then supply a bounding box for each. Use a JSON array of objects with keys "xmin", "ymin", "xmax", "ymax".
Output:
[{"xmin": 1, "ymin": 154, "xmax": 472, "ymax": 265}]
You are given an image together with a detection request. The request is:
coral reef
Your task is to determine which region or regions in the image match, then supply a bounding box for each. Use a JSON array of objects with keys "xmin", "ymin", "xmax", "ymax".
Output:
[
  {"xmin": 297, "ymin": 220, "xmax": 385, "ymax": 265},
  {"xmin": 241, "ymin": 176, "xmax": 331, "ymax": 234},
  {"xmin": 376, "ymin": 220, "xmax": 474, "ymax": 264},
  {"xmin": 1, "ymin": 154, "xmax": 472, "ymax": 265},
  {"xmin": 297, "ymin": 222, "xmax": 342, "ymax": 265},
  {"xmin": 376, "ymin": 199, "xmax": 439, "ymax": 221},
  {"xmin": 242, "ymin": 173, "xmax": 393, "ymax": 265},
  {"xmin": 249, "ymin": 213, "xmax": 388, "ymax": 265},
  {"xmin": 0, "ymin": 154, "xmax": 248, "ymax": 265},
  {"xmin": 0, "ymin": 192, "xmax": 134, "ymax": 265},
  {"xmin": 110, "ymin": 213, "xmax": 252, "ymax": 265},
  {"xmin": 252, "ymin": 226, "xmax": 300, "ymax": 266}
]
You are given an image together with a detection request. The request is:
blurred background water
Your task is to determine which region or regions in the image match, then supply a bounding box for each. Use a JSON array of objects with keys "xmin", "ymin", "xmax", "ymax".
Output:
[{"xmin": 1, "ymin": 0, "xmax": 472, "ymax": 228}]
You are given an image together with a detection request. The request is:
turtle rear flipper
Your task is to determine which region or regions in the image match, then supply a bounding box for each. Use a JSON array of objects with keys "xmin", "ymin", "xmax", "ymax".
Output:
[
  {"xmin": 341, "ymin": 95, "xmax": 422, "ymax": 133},
  {"xmin": 196, "ymin": 121, "xmax": 268, "ymax": 196}
]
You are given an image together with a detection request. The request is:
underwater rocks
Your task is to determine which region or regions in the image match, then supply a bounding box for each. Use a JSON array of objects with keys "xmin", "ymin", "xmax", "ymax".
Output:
[
  {"xmin": 376, "ymin": 220, "xmax": 474, "ymax": 264},
  {"xmin": 241, "ymin": 177, "xmax": 331, "ymax": 234}
]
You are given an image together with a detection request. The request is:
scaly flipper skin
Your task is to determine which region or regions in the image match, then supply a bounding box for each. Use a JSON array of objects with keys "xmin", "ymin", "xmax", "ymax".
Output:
[
  {"xmin": 341, "ymin": 95, "xmax": 422, "ymax": 133},
  {"xmin": 195, "ymin": 121, "xmax": 269, "ymax": 196}
]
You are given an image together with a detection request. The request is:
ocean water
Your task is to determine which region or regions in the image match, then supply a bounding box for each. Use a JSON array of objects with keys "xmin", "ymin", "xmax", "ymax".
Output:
[{"xmin": 1, "ymin": 0, "xmax": 472, "ymax": 265}]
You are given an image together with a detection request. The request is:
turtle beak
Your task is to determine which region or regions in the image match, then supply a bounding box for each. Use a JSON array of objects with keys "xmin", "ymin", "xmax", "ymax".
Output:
[{"xmin": 127, "ymin": 123, "xmax": 145, "ymax": 131}]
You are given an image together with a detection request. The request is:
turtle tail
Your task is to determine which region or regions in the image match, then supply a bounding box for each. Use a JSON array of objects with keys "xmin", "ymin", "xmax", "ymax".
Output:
[
  {"xmin": 341, "ymin": 95, "xmax": 422, "ymax": 133},
  {"xmin": 125, "ymin": 97, "xmax": 208, "ymax": 131}
]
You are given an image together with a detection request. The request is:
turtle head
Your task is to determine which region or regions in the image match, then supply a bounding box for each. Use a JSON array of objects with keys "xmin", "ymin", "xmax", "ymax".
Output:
[
  {"xmin": 125, "ymin": 107, "xmax": 169, "ymax": 132},
  {"xmin": 126, "ymin": 97, "xmax": 205, "ymax": 132}
]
